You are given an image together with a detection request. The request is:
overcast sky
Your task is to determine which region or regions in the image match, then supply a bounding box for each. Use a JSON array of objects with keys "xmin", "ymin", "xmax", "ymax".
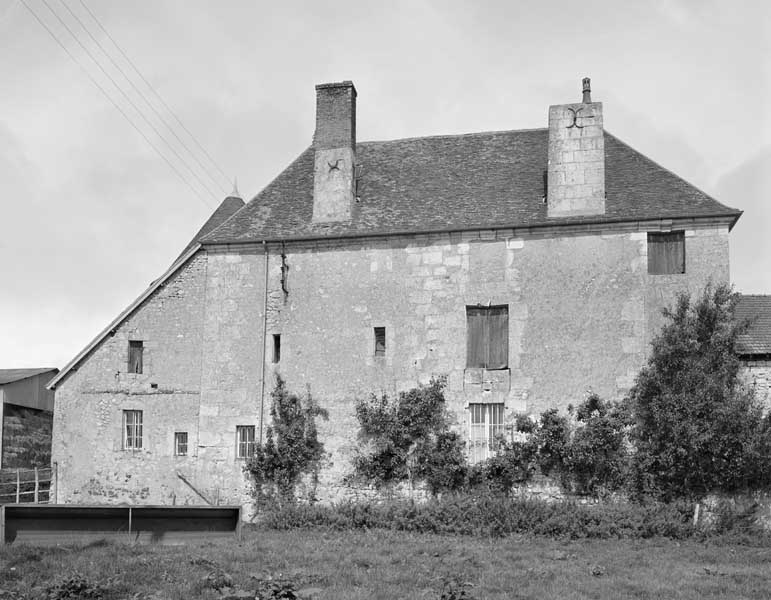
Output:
[{"xmin": 1, "ymin": 0, "xmax": 769, "ymax": 369}]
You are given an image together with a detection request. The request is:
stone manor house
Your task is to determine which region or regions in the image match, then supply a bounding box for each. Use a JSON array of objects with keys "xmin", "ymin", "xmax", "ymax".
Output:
[{"xmin": 48, "ymin": 79, "xmax": 742, "ymax": 508}]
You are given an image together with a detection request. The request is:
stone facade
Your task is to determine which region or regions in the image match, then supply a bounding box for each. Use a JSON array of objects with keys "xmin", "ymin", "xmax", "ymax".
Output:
[{"xmin": 51, "ymin": 223, "xmax": 730, "ymax": 508}]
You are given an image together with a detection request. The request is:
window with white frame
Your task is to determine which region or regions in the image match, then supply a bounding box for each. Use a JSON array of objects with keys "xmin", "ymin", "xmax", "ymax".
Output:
[
  {"xmin": 236, "ymin": 425, "xmax": 256, "ymax": 459},
  {"xmin": 174, "ymin": 431, "xmax": 188, "ymax": 456},
  {"xmin": 468, "ymin": 403, "xmax": 504, "ymax": 464},
  {"xmin": 123, "ymin": 410, "xmax": 143, "ymax": 450}
]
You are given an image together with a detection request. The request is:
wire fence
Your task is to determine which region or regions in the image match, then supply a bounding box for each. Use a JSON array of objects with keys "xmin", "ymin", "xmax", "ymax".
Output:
[{"xmin": 0, "ymin": 467, "xmax": 53, "ymax": 504}]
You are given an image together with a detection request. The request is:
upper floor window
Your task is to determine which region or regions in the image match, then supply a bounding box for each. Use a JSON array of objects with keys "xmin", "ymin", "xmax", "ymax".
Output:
[
  {"xmin": 123, "ymin": 410, "xmax": 143, "ymax": 450},
  {"xmin": 648, "ymin": 231, "xmax": 685, "ymax": 274},
  {"xmin": 128, "ymin": 340, "xmax": 144, "ymax": 374},
  {"xmin": 466, "ymin": 305, "xmax": 508, "ymax": 369}
]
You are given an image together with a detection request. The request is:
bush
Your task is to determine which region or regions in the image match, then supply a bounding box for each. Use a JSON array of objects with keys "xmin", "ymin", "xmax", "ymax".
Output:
[
  {"xmin": 352, "ymin": 377, "xmax": 468, "ymax": 495},
  {"xmin": 259, "ymin": 493, "xmax": 700, "ymax": 540},
  {"xmin": 244, "ymin": 376, "xmax": 328, "ymax": 507}
]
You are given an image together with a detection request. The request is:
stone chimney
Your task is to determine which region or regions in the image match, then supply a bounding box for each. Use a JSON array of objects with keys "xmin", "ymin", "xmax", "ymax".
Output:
[
  {"xmin": 312, "ymin": 81, "xmax": 357, "ymax": 223},
  {"xmin": 547, "ymin": 77, "xmax": 605, "ymax": 217}
]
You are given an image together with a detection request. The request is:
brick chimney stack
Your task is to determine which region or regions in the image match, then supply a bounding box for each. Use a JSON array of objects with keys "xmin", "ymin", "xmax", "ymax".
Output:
[
  {"xmin": 312, "ymin": 81, "xmax": 357, "ymax": 223},
  {"xmin": 547, "ymin": 77, "xmax": 605, "ymax": 218}
]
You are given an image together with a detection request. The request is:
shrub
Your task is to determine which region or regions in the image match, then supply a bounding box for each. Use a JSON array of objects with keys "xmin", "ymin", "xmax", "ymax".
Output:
[
  {"xmin": 352, "ymin": 377, "xmax": 468, "ymax": 494},
  {"xmin": 259, "ymin": 493, "xmax": 700, "ymax": 540},
  {"xmin": 244, "ymin": 376, "xmax": 328, "ymax": 507}
]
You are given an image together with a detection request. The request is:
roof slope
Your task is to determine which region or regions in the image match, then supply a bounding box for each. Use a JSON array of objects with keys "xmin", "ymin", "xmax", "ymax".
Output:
[
  {"xmin": 175, "ymin": 195, "xmax": 245, "ymax": 261},
  {"xmin": 735, "ymin": 295, "xmax": 771, "ymax": 355},
  {"xmin": 0, "ymin": 368, "xmax": 58, "ymax": 386},
  {"xmin": 203, "ymin": 129, "xmax": 740, "ymax": 244}
]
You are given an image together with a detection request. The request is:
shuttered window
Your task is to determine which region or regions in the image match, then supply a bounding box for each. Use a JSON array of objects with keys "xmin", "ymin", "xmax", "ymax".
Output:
[
  {"xmin": 648, "ymin": 231, "xmax": 685, "ymax": 274},
  {"xmin": 466, "ymin": 306, "xmax": 508, "ymax": 369},
  {"xmin": 128, "ymin": 340, "xmax": 143, "ymax": 374}
]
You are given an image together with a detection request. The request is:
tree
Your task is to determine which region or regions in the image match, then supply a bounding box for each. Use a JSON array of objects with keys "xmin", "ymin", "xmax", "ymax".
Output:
[
  {"xmin": 244, "ymin": 376, "xmax": 328, "ymax": 507},
  {"xmin": 627, "ymin": 282, "xmax": 769, "ymax": 500}
]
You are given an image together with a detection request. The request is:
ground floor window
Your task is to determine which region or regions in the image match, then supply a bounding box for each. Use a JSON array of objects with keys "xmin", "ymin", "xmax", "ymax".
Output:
[
  {"xmin": 468, "ymin": 403, "xmax": 504, "ymax": 464},
  {"xmin": 174, "ymin": 431, "xmax": 188, "ymax": 456},
  {"xmin": 123, "ymin": 410, "xmax": 143, "ymax": 450},
  {"xmin": 236, "ymin": 425, "xmax": 256, "ymax": 459}
]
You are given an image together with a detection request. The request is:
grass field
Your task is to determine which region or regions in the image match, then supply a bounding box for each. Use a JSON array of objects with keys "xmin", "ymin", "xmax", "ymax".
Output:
[{"xmin": 1, "ymin": 528, "xmax": 770, "ymax": 599}]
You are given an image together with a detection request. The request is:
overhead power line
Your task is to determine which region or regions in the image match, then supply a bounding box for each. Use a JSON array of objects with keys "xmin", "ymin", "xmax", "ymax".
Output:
[
  {"xmin": 37, "ymin": 0, "xmax": 221, "ymax": 201},
  {"xmin": 19, "ymin": 0, "xmax": 214, "ymax": 209},
  {"xmin": 77, "ymin": 0, "xmax": 233, "ymax": 189},
  {"xmin": 58, "ymin": 0, "xmax": 230, "ymax": 194}
]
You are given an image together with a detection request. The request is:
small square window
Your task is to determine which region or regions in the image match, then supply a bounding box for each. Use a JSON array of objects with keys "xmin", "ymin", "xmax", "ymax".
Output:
[
  {"xmin": 174, "ymin": 432, "xmax": 188, "ymax": 456},
  {"xmin": 648, "ymin": 231, "xmax": 685, "ymax": 274},
  {"xmin": 374, "ymin": 327, "xmax": 386, "ymax": 357},
  {"xmin": 236, "ymin": 425, "xmax": 256, "ymax": 459},
  {"xmin": 123, "ymin": 410, "xmax": 143, "ymax": 450},
  {"xmin": 128, "ymin": 341, "xmax": 144, "ymax": 374},
  {"xmin": 272, "ymin": 334, "xmax": 281, "ymax": 363}
]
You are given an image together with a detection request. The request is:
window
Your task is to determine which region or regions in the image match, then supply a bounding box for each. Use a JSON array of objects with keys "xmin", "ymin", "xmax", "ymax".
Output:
[
  {"xmin": 272, "ymin": 334, "xmax": 281, "ymax": 363},
  {"xmin": 374, "ymin": 327, "xmax": 386, "ymax": 357},
  {"xmin": 468, "ymin": 403, "xmax": 505, "ymax": 464},
  {"xmin": 236, "ymin": 425, "xmax": 256, "ymax": 459},
  {"xmin": 466, "ymin": 305, "xmax": 508, "ymax": 369},
  {"xmin": 174, "ymin": 432, "xmax": 188, "ymax": 456},
  {"xmin": 123, "ymin": 410, "xmax": 143, "ymax": 450},
  {"xmin": 648, "ymin": 231, "xmax": 685, "ymax": 274},
  {"xmin": 128, "ymin": 340, "xmax": 144, "ymax": 374}
]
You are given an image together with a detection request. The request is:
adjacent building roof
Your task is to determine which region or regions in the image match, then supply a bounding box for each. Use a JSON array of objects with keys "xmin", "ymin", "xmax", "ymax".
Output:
[
  {"xmin": 0, "ymin": 368, "xmax": 58, "ymax": 386},
  {"xmin": 735, "ymin": 295, "xmax": 771, "ymax": 355},
  {"xmin": 202, "ymin": 129, "xmax": 741, "ymax": 244},
  {"xmin": 175, "ymin": 195, "xmax": 245, "ymax": 262}
]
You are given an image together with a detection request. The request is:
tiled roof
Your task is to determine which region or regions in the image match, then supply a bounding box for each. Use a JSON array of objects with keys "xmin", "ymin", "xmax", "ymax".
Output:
[
  {"xmin": 0, "ymin": 368, "xmax": 58, "ymax": 386},
  {"xmin": 175, "ymin": 195, "xmax": 245, "ymax": 261},
  {"xmin": 735, "ymin": 295, "xmax": 771, "ymax": 355},
  {"xmin": 202, "ymin": 129, "xmax": 741, "ymax": 244}
]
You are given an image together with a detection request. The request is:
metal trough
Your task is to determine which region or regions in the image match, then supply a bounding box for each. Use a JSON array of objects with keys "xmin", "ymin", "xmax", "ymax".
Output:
[{"xmin": 0, "ymin": 504, "xmax": 242, "ymax": 545}]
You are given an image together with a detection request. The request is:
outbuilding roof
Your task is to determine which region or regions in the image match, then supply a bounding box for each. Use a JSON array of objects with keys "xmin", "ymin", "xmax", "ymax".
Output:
[
  {"xmin": 0, "ymin": 368, "xmax": 58, "ymax": 386},
  {"xmin": 202, "ymin": 129, "xmax": 741, "ymax": 244},
  {"xmin": 735, "ymin": 295, "xmax": 771, "ymax": 356}
]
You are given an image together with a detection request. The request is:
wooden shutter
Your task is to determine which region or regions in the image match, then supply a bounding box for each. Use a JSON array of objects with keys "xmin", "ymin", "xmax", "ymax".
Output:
[
  {"xmin": 128, "ymin": 341, "xmax": 143, "ymax": 374},
  {"xmin": 466, "ymin": 307, "xmax": 487, "ymax": 368},
  {"xmin": 486, "ymin": 306, "xmax": 508, "ymax": 369},
  {"xmin": 648, "ymin": 232, "xmax": 685, "ymax": 274}
]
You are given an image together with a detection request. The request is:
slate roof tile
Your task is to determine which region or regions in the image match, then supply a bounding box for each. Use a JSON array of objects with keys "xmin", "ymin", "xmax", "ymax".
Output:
[
  {"xmin": 202, "ymin": 129, "xmax": 740, "ymax": 244},
  {"xmin": 735, "ymin": 295, "xmax": 771, "ymax": 355}
]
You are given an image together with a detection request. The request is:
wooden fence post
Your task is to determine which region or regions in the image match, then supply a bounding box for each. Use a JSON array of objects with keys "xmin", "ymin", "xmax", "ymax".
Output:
[
  {"xmin": 34, "ymin": 468, "xmax": 39, "ymax": 504},
  {"xmin": 15, "ymin": 469, "xmax": 20, "ymax": 504}
]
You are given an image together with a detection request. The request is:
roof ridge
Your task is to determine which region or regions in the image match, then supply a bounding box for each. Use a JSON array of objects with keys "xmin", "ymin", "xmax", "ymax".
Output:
[{"xmin": 359, "ymin": 127, "xmax": 548, "ymax": 146}]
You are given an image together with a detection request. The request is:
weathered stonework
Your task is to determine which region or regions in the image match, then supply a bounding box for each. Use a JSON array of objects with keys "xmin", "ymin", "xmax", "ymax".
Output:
[{"xmin": 51, "ymin": 223, "xmax": 731, "ymax": 511}]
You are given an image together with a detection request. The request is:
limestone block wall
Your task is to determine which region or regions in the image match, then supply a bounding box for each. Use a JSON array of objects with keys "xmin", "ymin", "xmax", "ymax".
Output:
[
  {"xmin": 51, "ymin": 223, "xmax": 731, "ymax": 508},
  {"xmin": 262, "ymin": 224, "xmax": 728, "ymax": 499},
  {"xmin": 51, "ymin": 254, "xmax": 209, "ymax": 505},
  {"xmin": 741, "ymin": 361, "xmax": 771, "ymax": 411}
]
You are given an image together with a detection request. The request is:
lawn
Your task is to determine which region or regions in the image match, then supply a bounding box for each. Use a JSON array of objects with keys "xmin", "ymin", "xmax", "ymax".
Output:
[{"xmin": 1, "ymin": 528, "xmax": 770, "ymax": 599}]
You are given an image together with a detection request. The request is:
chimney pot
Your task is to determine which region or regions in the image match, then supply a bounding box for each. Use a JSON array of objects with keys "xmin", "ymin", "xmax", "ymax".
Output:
[{"xmin": 582, "ymin": 77, "xmax": 592, "ymax": 103}]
